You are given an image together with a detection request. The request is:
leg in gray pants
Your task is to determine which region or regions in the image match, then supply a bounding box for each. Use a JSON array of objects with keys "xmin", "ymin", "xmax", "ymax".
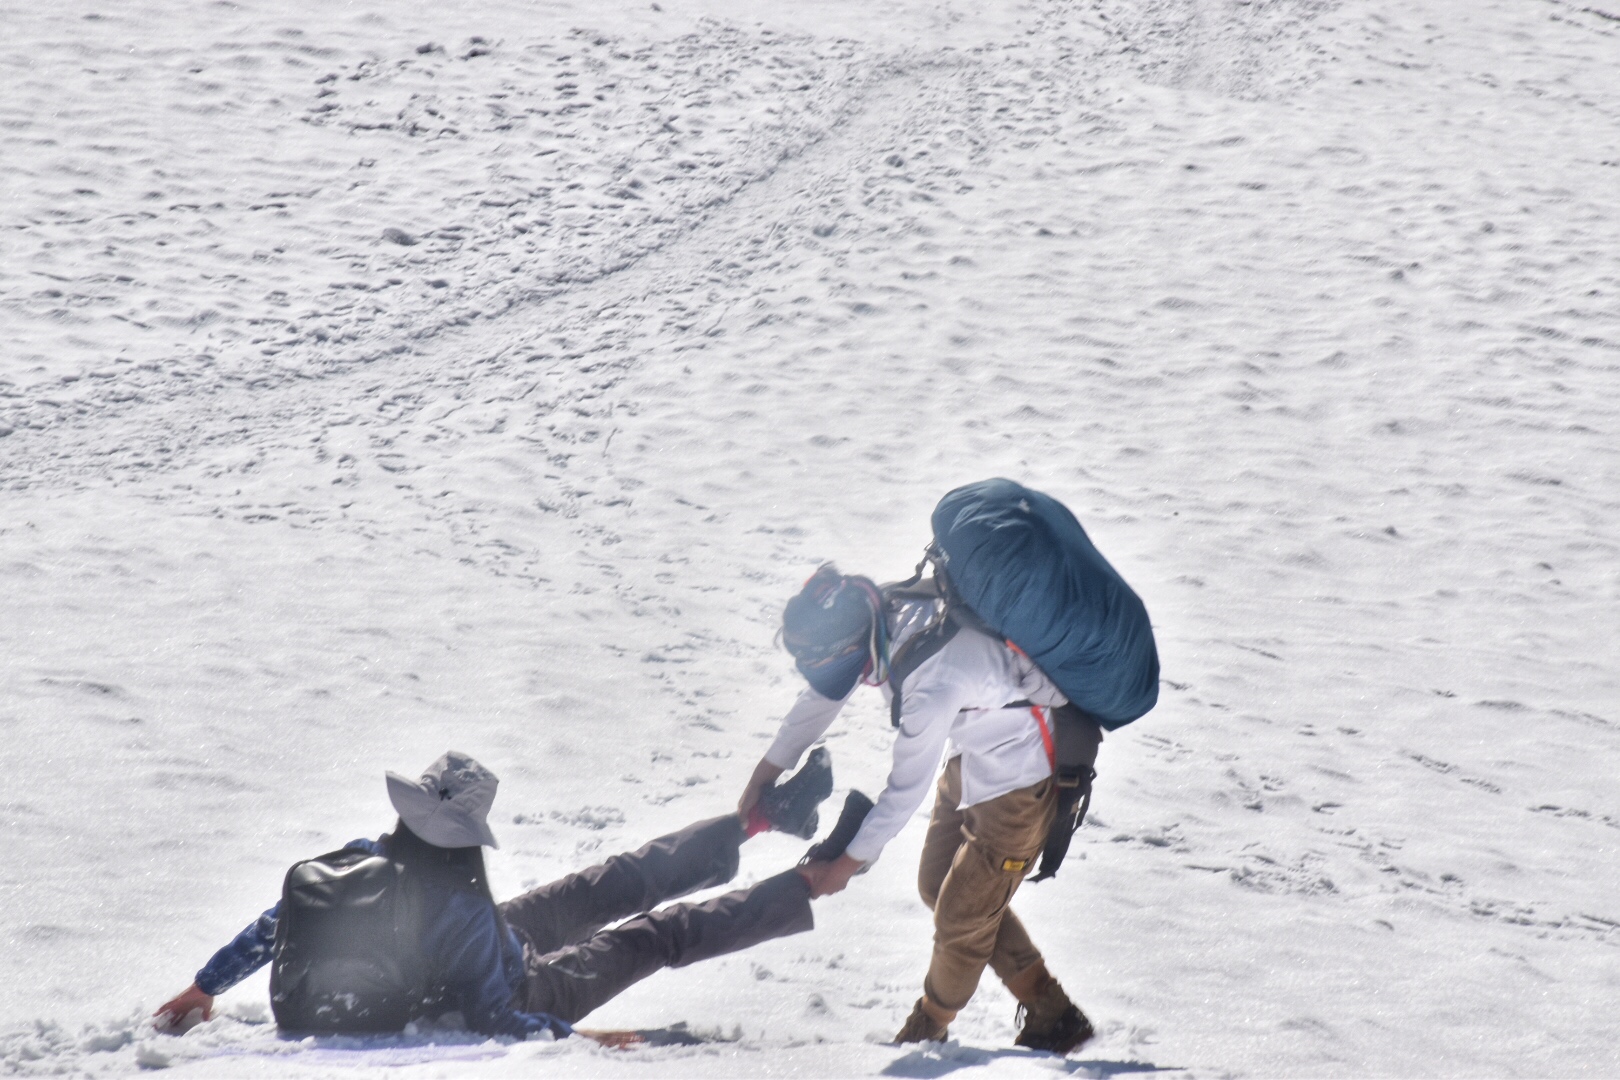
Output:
[{"xmin": 498, "ymin": 815, "xmax": 815, "ymax": 1024}]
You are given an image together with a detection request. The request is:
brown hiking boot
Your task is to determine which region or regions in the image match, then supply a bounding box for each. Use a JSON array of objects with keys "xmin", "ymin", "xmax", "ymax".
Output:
[
  {"xmin": 1007, "ymin": 963, "xmax": 1095, "ymax": 1056},
  {"xmin": 893, "ymin": 996, "xmax": 954, "ymax": 1044}
]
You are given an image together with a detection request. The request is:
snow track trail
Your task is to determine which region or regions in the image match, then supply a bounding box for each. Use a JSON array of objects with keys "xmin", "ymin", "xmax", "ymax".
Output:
[{"xmin": 4, "ymin": 0, "xmax": 1619, "ymax": 1076}]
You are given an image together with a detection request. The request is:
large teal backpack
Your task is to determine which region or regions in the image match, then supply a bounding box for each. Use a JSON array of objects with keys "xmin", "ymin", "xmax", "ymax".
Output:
[
  {"xmin": 929, "ymin": 478, "xmax": 1159, "ymax": 729},
  {"xmin": 884, "ymin": 480, "xmax": 1159, "ymax": 881}
]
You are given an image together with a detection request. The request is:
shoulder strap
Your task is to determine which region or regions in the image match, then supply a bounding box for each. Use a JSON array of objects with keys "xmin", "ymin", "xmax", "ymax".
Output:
[
  {"xmin": 887, "ymin": 613, "xmax": 960, "ymax": 727},
  {"xmin": 880, "ymin": 576, "xmax": 941, "ymax": 604}
]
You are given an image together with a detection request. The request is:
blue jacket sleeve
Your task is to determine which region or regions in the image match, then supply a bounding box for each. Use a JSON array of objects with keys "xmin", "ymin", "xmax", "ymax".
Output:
[
  {"xmin": 193, "ymin": 837, "xmax": 385, "ymax": 997},
  {"xmin": 194, "ymin": 903, "xmax": 279, "ymax": 996},
  {"xmin": 433, "ymin": 893, "xmax": 572, "ymax": 1039}
]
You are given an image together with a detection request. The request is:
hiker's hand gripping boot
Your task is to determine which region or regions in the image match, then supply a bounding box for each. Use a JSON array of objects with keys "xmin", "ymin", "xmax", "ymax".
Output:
[{"xmin": 753, "ymin": 747, "xmax": 834, "ymax": 839}]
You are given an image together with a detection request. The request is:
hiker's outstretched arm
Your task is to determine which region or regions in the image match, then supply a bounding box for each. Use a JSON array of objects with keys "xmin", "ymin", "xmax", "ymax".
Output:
[
  {"xmin": 163, "ymin": 835, "xmax": 389, "ymax": 1032},
  {"xmin": 844, "ymin": 654, "xmax": 967, "ymax": 865},
  {"xmin": 189, "ymin": 902, "xmax": 282, "ymax": 1002},
  {"xmin": 742, "ymin": 685, "xmax": 848, "ymax": 815}
]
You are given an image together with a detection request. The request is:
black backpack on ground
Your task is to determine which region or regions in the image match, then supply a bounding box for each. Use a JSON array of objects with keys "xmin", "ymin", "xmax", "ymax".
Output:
[{"xmin": 269, "ymin": 829, "xmax": 489, "ymax": 1034}]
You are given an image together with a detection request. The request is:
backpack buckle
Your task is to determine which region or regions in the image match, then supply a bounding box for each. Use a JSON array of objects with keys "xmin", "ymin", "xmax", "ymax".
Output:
[{"xmin": 1054, "ymin": 764, "xmax": 1093, "ymax": 790}]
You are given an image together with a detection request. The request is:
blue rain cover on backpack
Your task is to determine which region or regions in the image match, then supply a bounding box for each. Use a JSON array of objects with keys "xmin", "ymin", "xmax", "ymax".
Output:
[{"xmin": 932, "ymin": 479, "xmax": 1159, "ymax": 729}]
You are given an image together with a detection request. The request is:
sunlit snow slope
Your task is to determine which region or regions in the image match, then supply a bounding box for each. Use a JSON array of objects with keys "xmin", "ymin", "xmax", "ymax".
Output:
[{"xmin": 3, "ymin": 0, "xmax": 1617, "ymax": 1076}]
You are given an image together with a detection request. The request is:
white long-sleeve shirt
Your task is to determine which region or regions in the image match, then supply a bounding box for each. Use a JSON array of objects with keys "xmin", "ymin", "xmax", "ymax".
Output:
[{"xmin": 765, "ymin": 598, "xmax": 1068, "ymax": 864}]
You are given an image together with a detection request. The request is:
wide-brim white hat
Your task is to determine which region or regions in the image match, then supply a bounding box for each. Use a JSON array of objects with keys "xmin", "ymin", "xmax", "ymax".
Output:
[{"xmin": 386, "ymin": 750, "xmax": 500, "ymax": 849}]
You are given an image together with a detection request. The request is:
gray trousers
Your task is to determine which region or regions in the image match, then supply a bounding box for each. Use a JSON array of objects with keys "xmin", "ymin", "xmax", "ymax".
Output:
[{"xmin": 498, "ymin": 815, "xmax": 814, "ymax": 1024}]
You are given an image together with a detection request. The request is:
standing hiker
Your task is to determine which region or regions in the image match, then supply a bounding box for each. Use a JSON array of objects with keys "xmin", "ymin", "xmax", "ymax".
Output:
[
  {"xmin": 737, "ymin": 479, "xmax": 1159, "ymax": 1056},
  {"xmin": 155, "ymin": 747, "xmax": 848, "ymax": 1042}
]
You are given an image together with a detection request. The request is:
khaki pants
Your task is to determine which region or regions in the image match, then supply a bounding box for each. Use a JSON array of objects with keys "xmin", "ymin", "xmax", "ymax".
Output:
[{"xmin": 917, "ymin": 758, "xmax": 1058, "ymax": 1012}]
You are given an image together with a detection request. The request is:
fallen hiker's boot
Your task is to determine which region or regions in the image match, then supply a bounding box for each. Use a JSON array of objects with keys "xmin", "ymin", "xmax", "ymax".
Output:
[
  {"xmin": 801, "ymin": 789, "xmax": 875, "ymax": 865},
  {"xmin": 1009, "ymin": 963, "xmax": 1094, "ymax": 1055},
  {"xmin": 893, "ymin": 996, "xmax": 954, "ymax": 1044},
  {"xmin": 755, "ymin": 746, "xmax": 834, "ymax": 839}
]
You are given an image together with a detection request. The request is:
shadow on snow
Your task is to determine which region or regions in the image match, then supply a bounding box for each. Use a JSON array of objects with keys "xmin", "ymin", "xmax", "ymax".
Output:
[{"xmin": 882, "ymin": 1044, "xmax": 1184, "ymax": 1078}]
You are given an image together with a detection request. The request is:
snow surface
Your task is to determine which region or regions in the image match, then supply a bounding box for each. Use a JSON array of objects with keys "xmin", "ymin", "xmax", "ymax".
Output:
[{"xmin": 3, "ymin": 0, "xmax": 1618, "ymax": 1075}]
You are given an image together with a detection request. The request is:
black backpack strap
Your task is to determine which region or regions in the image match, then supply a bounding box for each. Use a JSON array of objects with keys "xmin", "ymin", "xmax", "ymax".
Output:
[
  {"xmin": 882, "ymin": 578, "xmax": 942, "ymax": 603},
  {"xmin": 887, "ymin": 613, "xmax": 960, "ymax": 727},
  {"xmin": 1030, "ymin": 705, "xmax": 1104, "ymax": 882},
  {"xmin": 1049, "ymin": 704, "xmax": 1103, "ymax": 787},
  {"xmin": 1030, "ymin": 771, "xmax": 1095, "ymax": 883}
]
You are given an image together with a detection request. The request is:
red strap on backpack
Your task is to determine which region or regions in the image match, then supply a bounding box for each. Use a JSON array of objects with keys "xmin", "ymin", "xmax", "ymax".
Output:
[
  {"xmin": 997, "ymin": 637, "xmax": 1062, "ymax": 773},
  {"xmin": 1030, "ymin": 706, "xmax": 1056, "ymax": 773}
]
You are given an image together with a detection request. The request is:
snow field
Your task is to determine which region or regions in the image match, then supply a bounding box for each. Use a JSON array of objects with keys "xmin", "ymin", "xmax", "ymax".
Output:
[{"xmin": 3, "ymin": 0, "xmax": 1618, "ymax": 1075}]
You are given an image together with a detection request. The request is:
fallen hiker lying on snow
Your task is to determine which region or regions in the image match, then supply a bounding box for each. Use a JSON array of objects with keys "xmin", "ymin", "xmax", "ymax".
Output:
[{"xmin": 154, "ymin": 749, "xmax": 865, "ymax": 1044}]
